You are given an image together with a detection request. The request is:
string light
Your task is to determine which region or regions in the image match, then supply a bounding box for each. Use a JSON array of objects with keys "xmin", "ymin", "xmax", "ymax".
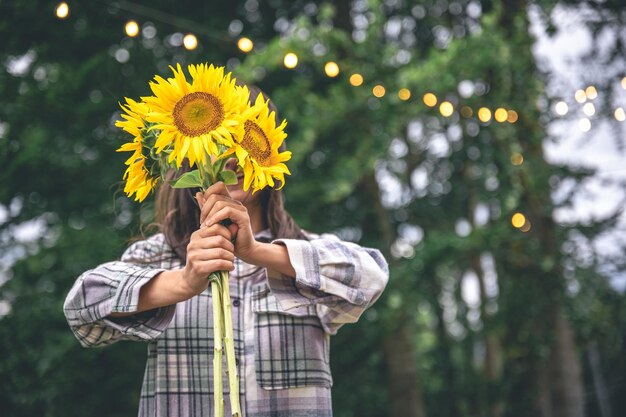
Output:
[
  {"xmin": 494, "ymin": 108, "xmax": 508, "ymax": 122},
  {"xmin": 324, "ymin": 61, "xmax": 339, "ymax": 77},
  {"xmin": 237, "ymin": 37, "xmax": 254, "ymax": 53},
  {"xmin": 183, "ymin": 34, "xmax": 198, "ymax": 50},
  {"xmin": 583, "ymin": 102, "xmax": 595, "ymax": 116},
  {"xmin": 511, "ymin": 213, "xmax": 526, "ymax": 228},
  {"xmin": 507, "ymin": 110, "xmax": 519, "ymax": 123},
  {"xmin": 555, "ymin": 101, "xmax": 568, "ymax": 116},
  {"xmin": 56, "ymin": 2, "xmax": 69, "ymax": 19},
  {"xmin": 349, "ymin": 73, "xmax": 363, "ymax": 86},
  {"xmin": 372, "ymin": 85, "xmax": 386, "ymax": 98},
  {"xmin": 574, "ymin": 89, "xmax": 587, "ymax": 103},
  {"xmin": 478, "ymin": 107, "xmax": 491, "ymax": 122},
  {"xmin": 520, "ymin": 220, "xmax": 532, "ymax": 232},
  {"xmin": 283, "ymin": 52, "xmax": 298, "ymax": 69},
  {"xmin": 460, "ymin": 106, "xmax": 473, "ymax": 118},
  {"xmin": 62, "ymin": 6, "xmax": 621, "ymax": 132},
  {"xmin": 511, "ymin": 153, "xmax": 524, "ymax": 166},
  {"xmin": 579, "ymin": 118, "xmax": 591, "ymax": 132},
  {"xmin": 585, "ymin": 86, "xmax": 597, "ymax": 99},
  {"xmin": 398, "ymin": 88, "xmax": 411, "ymax": 101},
  {"xmin": 125, "ymin": 20, "xmax": 139, "ymax": 37},
  {"xmin": 439, "ymin": 101, "xmax": 454, "ymax": 117},
  {"xmin": 423, "ymin": 93, "xmax": 437, "ymax": 107}
]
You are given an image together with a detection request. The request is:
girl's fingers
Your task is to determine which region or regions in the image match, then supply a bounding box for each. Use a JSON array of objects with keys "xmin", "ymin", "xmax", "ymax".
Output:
[
  {"xmin": 188, "ymin": 235, "xmax": 235, "ymax": 255},
  {"xmin": 195, "ymin": 191, "xmax": 204, "ymax": 205},
  {"xmin": 199, "ymin": 194, "xmax": 243, "ymax": 225},
  {"xmin": 186, "ymin": 259, "xmax": 235, "ymax": 277},
  {"xmin": 201, "ymin": 197, "xmax": 246, "ymax": 226},
  {"xmin": 204, "ymin": 182, "xmax": 230, "ymax": 198},
  {"xmin": 205, "ymin": 206, "xmax": 248, "ymax": 231},
  {"xmin": 189, "ymin": 247, "xmax": 235, "ymax": 263},
  {"xmin": 195, "ymin": 259, "xmax": 235, "ymax": 273},
  {"xmin": 193, "ymin": 223, "xmax": 232, "ymax": 242}
]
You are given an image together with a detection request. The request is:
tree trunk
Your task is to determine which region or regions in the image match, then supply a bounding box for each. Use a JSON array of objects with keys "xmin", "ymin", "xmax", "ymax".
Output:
[
  {"xmin": 550, "ymin": 308, "xmax": 585, "ymax": 417},
  {"xmin": 383, "ymin": 323, "xmax": 426, "ymax": 417},
  {"xmin": 535, "ymin": 307, "xmax": 585, "ymax": 417},
  {"xmin": 588, "ymin": 341, "xmax": 612, "ymax": 417},
  {"xmin": 473, "ymin": 252, "xmax": 504, "ymax": 417},
  {"xmin": 360, "ymin": 172, "xmax": 425, "ymax": 417},
  {"xmin": 494, "ymin": 2, "xmax": 587, "ymax": 417}
]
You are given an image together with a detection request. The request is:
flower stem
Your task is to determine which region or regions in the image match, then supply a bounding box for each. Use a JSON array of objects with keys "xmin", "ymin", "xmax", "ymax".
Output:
[
  {"xmin": 220, "ymin": 270, "xmax": 241, "ymax": 417},
  {"xmin": 211, "ymin": 276, "xmax": 225, "ymax": 417}
]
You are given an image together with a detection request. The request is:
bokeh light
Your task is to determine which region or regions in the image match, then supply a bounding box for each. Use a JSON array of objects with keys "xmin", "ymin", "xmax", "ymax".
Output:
[
  {"xmin": 349, "ymin": 73, "xmax": 363, "ymax": 86},
  {"xmin": 283, "ymin": 52, "xmax": 298, "ymax": 69},
  {"xmin": 585, "ymin": 85, "xmax": 597, "ymax": 99},
  {"xmin": 398, "ymin": 88, "xmax": 411, "ymax": 101},
  {"xmin": 125, "ymin": 21, "xmax": 139, "ymax": 37},
  {"xmin": 507, "ymin": 110, "xmax": 519, "ymax": 123},
  {"xmin": 423, "ymin": 93, "xmax": 437, "ymax": 107},
  {"xmin": 372, "ymin": 85, "xmax": 386, "ymax": 98},
  {"xmin": 324, "ymin": 61, "xmax": 339, "ymax": 77},
  {"xmin": 183, "ymin": 34, "xmax": 198, "ymax": 50},
  {"xmin": 237, "ymin": 37, "xmax": 254, "ymax": 53},
  {"xmin": 579, "ymin": 118, "xmax": 591, "ymax": 132},
  {"xmin": 478, "ymin": 107, "xmax": 491, "ymax": 122},
  {"xmin": 511, "ymin": 153, "xmax": 524, "ymax": 166},
  {"xmin": 494, "ymin": 108, "xmax": 508, "ymax": 122},
  {"xmin": 574, "ymin": 89, "xmax": 587, "ymax": 103},
  {"xmin": 511, "ymin": 213, "xmax": 526, "ymax": 228},
  {"xmin": 555, "ymin": 101, "xmax": 568, "ymax": 116},
  {"xmin": 615, "ymin": 107, "xmax": 626, "ymax": 122},
  {"xmin": 56, "ymin": 2, "xmax": 69, "ymax": 19},
  {"xmin": 460, "ymin": 106, "xmax": 473, "ymax": 118},
  {"xmin": 520, "ymin": 220, "xmax": 532, "ymax": 232},
  {"xmin": 583, "ymin": 102, "xmax": 595, "ymax": 116},
  {"xmin": 439, "ymin": 101, "xmax": 454, "ymax": 117}
]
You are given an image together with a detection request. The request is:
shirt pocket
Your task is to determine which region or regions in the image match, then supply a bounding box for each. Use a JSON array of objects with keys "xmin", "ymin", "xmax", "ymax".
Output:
[{"xmin": 251, "ymin": 283, "xmax": 332, "ymax": 390}]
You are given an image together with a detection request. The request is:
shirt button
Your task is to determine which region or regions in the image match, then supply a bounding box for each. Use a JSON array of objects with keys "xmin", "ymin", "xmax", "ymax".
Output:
[{"xmin": 232, "ymin": 299, "xmax": 241, "ymax": 307}]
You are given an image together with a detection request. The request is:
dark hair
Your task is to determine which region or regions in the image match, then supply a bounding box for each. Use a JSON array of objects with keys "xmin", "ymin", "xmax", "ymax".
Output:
[{"xmin": 155, "ymin": 84, "xmax": 306, "ymax": 261}]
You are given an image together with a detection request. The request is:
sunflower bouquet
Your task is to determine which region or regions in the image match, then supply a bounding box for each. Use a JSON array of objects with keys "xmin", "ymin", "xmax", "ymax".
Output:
[{"xmin": 115, "ymin": 63, "xmax": 291, "ymax": 417}]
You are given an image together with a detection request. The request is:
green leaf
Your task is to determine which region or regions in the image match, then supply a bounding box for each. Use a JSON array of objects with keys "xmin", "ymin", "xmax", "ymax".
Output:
[
  {"xmin": 171, "ymin": 170, "xmax": 203, "ymax": 188},
  {"xmin": 218, "ymin": 170, "xmax": 238, "ymax": 185}
]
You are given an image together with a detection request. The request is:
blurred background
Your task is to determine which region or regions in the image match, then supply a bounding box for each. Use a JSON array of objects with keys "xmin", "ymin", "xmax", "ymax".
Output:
[{"xmin": 2, "ymin": 1, "xmax": 626, "ymax": 416}]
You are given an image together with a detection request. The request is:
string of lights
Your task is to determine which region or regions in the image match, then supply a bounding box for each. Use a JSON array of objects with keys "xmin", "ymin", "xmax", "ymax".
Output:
[
  {"xmin": 54, "ymin": 1, "xmax": 625, "ymax": 234},
  {"xmin": 54, "ymin": 1, "xmax": 625, "ymax": 130}
]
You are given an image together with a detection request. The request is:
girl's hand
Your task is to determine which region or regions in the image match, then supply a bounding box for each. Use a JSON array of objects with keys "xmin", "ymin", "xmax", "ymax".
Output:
[
  {"xmin": 196, "ymin": 182, "xmax": 259, "ymax": 263},
  {"xmin": 182, "ymin": 223, "xmax": 235, "ymax": 295}
]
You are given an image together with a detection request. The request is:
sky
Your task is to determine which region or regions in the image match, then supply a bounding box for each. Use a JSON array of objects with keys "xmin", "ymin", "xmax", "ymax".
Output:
[{"xmin": 531, "ymin": 3, "xmax": 626, "ymax": 290}]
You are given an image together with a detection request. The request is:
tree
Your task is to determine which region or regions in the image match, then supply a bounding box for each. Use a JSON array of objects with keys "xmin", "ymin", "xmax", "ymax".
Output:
[{"xmin": 2, "ymin": 1, "xmax": 626, "ymax": 416}]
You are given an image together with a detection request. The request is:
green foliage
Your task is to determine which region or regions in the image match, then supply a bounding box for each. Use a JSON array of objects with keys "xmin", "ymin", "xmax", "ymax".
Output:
[
  {"xmin": 171, "ymin": 170, "xmax": 203, "ymax": 188},
  {"xmin": 2, "ymin": 1, "xmax": 626, "ymax": 417}
]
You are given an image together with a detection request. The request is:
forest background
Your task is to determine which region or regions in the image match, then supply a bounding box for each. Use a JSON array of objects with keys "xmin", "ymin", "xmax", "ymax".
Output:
[{"xmin": 2, "ymin": 1, "xmax": 626, "ymax": 417}]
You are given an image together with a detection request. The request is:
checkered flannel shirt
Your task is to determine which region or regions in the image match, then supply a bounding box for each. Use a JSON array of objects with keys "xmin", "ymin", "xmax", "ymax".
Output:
[{"xmin": 63, "ymin": 230, "xmax": 388, "ymax": 417}]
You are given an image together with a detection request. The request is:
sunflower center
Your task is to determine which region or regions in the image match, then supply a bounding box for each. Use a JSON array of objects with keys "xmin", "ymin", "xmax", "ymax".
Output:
[
  {"xmin": 242, "ymin": 120, "xmax": 272, "ymax": 166},
  {"xmin": 173, "ymin": 92, "xmax": 224, "ymax": 137}
]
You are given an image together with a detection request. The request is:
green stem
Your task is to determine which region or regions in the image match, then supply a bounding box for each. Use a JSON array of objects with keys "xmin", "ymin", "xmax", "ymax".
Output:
[
  {"xmin": 221, "ymin": 270, "xmax": 241, "ymax": 417},
  {"xmin": 211, "ymin": 277, "xmax": 225, "ymax": 417}
]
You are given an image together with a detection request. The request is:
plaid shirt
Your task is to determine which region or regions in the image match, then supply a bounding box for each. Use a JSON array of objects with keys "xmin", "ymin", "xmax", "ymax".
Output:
[{"xmin": 63, "ymin": 230, "xmax": 388, "ymax": 417}]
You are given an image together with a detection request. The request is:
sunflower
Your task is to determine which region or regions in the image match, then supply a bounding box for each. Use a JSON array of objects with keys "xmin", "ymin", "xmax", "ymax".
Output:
[
  {"xmin": 115, "ymin": 98, "xmax": 159, "ymax": 202},
  {"xmin": 229, "ymin": 93, "xmax": 291, "ymax": 193},
  {"xmin": 143, "ymin": 63, "xmax": 249, "ymax": 168}
]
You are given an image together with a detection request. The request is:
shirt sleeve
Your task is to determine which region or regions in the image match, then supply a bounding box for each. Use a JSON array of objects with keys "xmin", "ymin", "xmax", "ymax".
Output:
[
  {"xmin": 265, "ymin": 233, "xmax": 389, "ymax": 335},
  {"xmin": 63, "ymin": 235, "xmax": 176, "ymax": 348}
]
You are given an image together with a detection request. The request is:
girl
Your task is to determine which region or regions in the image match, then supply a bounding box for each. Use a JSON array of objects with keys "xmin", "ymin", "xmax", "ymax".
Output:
[{"xmin": 63, "ymin": 88, "xmax": 389, "ymax": 417}]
